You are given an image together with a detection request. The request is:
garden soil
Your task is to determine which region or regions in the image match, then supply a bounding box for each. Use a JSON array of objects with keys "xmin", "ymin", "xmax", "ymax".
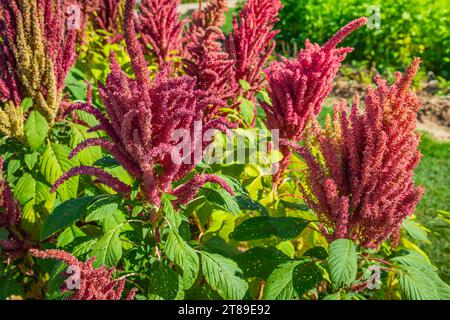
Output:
[{"xmin": 331, "ymin": 78, "xmax": 450, "ymax": 141}]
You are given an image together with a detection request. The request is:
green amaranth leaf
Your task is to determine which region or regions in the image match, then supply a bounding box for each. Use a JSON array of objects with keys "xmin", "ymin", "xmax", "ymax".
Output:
[
  {"xmin": 200, "ymin": 251, "xmax": 248, "ymax": 300},
  {"xmin": 392, "ymin": 250, "xmax": 450, "ymax": 300},
  {"xmin": 263, "ymin": 261, "xmax": 301, "ymax": 300},
  {"xmin": 165, "ymin": 229, "xmax": 199, "ymax": 289},
  {"xmin": 90, "ymin": 226, "xmax": 122, "ymax": 268},
  {"xmin": 292, "ymin": 261, "xmax": 323, "ymax": 297},
  {"xmin": 40, "ymin": 143, "xmax": 79, "ymax": 201},
  {"xmin": 202, "ymin": 188, "xmax": 240, "ymax": 216},
  {"xmin": 24, "ymin": 110, "xmax": 48, "ymax": 150},
  {"xmin": 402, "ymin": 218, "xmax": 430, "ymax": 242},
  {"xmin": 70, "ymin": 123, "xmax": 102, "ymax": 166},
  {"xmin": 230, "ymin": 216, "xmax": 309, "ymax": 241},
  {"xmin": 40, "ymin": 196, "xmax": 95, "ymax": 240},
  {"xmin": 328, "ymin": 239, "xmax": 358, "ymax": 290},
  {"xmin": 234, "ymin": 247, "xmax": 291, "ymax": 279},
  {"xmin": 303, "ymin": 246, "xmax": 328, "ymax": 260},
  {"xmin": 85, "ymin": 195, "xmax": 121, "ymax": 222},
  {"xmin": 148, "ymin": 264, "xmax": 184, "ymax": 300}
]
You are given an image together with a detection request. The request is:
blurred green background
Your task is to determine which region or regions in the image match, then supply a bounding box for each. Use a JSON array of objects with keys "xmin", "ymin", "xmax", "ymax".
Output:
[{"xmin": 276, "ymin": 0, "xmax": 450, "ymax": 80}]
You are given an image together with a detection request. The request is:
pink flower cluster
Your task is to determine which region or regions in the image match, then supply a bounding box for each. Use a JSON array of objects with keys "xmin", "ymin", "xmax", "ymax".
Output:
[
  {"xmin": 183, "ymin": 26, "xmax": 237, "ymax": 120},
  {"xmin": 137, "ymin": 0, "xmax": 185, "ymax": 67},
  {"xmin": 80, "ymin": 0, "xmax": 99, "ymax": 13},
  {"xmin": 225, "ymin": 0, "xmax": 282, "ymax": 103},
  {"xmin": 0, "ymin": 157, "xmax": 27, "ymax": 257},
  {"xmin": 289, "ymin": 58, "xmax": 424, "ymax": 248},
  {"xmin": 29, "ymin": 249, "xmax": 137, "ymax": 300},
  {"xmin": 90, "ymin": 0, "xmax": 123, "ymax": 43},
  {"xmin": 262, "ymin": 17, "xmax": 367, "ymax": 182},
  {"xmin": 0, "ymin": 1, "xmax": 24, "ymax": 106},
  {"xmin": 123, "ymin": 0, "xmax": 282, "ymax": 119},
  {"xmin": 189, "ymin": 0, "xmax": 228, "ymax": 33},
  {"xmin": 0, "ymin": 158, "xmax": 20, "ymax": 228},
  {"xmin": 53, "ymin": 0, "xmax": 233, "ymax": 206}
]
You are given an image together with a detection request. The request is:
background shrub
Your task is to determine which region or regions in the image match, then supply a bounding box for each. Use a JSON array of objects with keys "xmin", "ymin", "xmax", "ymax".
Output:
[{"xmin": 276, "ymin": 0, "xmax": 450, "ymax": 79}]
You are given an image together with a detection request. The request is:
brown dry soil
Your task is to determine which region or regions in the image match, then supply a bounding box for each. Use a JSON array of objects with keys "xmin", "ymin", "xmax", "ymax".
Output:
[{"xmin": 330, "ymin": 78, "xmax": 450, "ymax": 141}]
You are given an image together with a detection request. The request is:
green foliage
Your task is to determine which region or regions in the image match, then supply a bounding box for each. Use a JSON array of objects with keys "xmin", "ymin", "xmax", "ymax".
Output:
[
  {"xmin": 263, "ymin": 261, "xmax": 304, "ymax": 300},
  {"xmin": 292, "ymin": 261, "xmax": 323, "ymax": 297},
  {"xmin": 303, "ymin": 246, "xmax": 328, "ymax": 260},
  {"xmin": 148, "ymin": 264, "xmax": 184, "ymax": 300},
  {"xmin": 328, "ymin": 239, "xmax": 358, "ymax": 290},
  {"xmin": 230, "ymin": 216, "xmax": 309, "ymax": 241},
  {"xmin": 263, "ymin": 260, "xmax": 322, "ymax": 300},
  {"xmin": 392, "ymin": 251, "xmax": 450, "ymax": 300},
  {"xmin": 277, "ymin": 0, "xmax": 450, "ymax": 79},
  {"xmin": 200, "ymin": 251, "xmax": 248, "ymax": 300},
  {"xmin": 165, "ymin": 229, "xmax": 200, "ymax": 289},
  {"xmin": 74, "ymin": 27, "xmax": 132, "ymax": 84},
  {"xmin": 414, "ymin": 133, "xmax": 450, "ymax": 282},
  {"xmin": 234, "ymin": 247, "xmax": 291, "ymax": 279},
  {"xmin": 90, "ymin": 225, "xmax": 123, "ymax": 268},
  {"xmin": 402, "ymin": 218, "xmax": 430, "ymax": 243},
  {"xmin": 24, "ymin": 110, "xmax": 48, "ymax": 150},
  {"xmin": 40, "ymin": 143, "xmax": 79, "ymax": 201},
  {"xmin": 41, "ymin": 196, "xmax": 96, "ymax": 240},
  {"xmin": 201, "ymin": 188, "xmax": 240, "ymax": 216},
  {"xmin": 85, "ymin": 195, "xmax": 121, "ymax": 222},
  {"xmin": 69, "ymin": 123, "xmax": 103, "ymax": 166}
]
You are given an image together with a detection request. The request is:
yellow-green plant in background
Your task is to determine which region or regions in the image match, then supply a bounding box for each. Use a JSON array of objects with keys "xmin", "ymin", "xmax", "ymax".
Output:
[{"xmin": 0, "ymin": 0, "xmax": 78, "ymax": 146}]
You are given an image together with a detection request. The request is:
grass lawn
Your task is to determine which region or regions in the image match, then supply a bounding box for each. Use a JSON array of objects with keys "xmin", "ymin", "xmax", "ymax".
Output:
[
  {"xmin": 415, "ymin": 134, "xmax": 450, "ymax": 214},
  {"xmin": 414, "ymin": 133, "xmax": 450, "ymax": 282}
]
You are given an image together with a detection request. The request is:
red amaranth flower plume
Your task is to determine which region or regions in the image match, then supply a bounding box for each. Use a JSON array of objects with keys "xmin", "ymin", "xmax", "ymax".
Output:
[
  {"xmin": 137, "ymin": 0, "xmax": 185, "ymax": 67},
  {"xmin": 261, "ymin": 17, "xmax": 367, "ymax": 182},
  {"xmin": 80, "ymin": 0, "xmax": 99, "ymax": 14},
  {"xmin": 183, "ymin": 26, "xmax": 237, "ymax": 120},
  {"xmin": 225, "ymin": 0, "xmax": 282, "ymax": 104},
  {"xmin": 287, "ymin": 58, "xmax": 424, "ymax": 249},
  {"xmin": 0, "ymin": 36, "xmax": 20, "ymax": 107},
  {"xmin": 189, "ymin": 0, "xmax": 228, "ymax": 33},
  {"xmin": 0, "ymin": 157, "xmax": 28, "ymax": 257},
  {"xmin": 0, "ymin": 158, "xmax": 20, "ymax": 228},
  {"xmin": 52, "ymin": 0, "xmax": 233, "ymax": 206},
  {"xmin": 90, "ymin": 0, "xmax": 124, "ymax": 43},
  {"xmin": 29, "ymin": 249, "xmax": 137, "ymax": 300}
]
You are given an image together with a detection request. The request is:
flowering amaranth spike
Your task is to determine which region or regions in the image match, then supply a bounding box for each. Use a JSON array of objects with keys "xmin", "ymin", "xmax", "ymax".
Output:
[
  {"xmin": 225, "ymin": 0, "xmax": 282, "ymax": 104},
  {"xmin": 90, "ymin": 0, "xmax": 124, "ymax": 43},
  {"xmin": 29, "ymin": 249, "xmax": 137, "ymax": 300},
  {"xmin": 261, "ymin": 17, "xmax": 367, "ymax": 182},
  {"xmin": 184, "ymin": 26, "xmax": 237, "ymax": 120},
  {"xmin": 0, "ymin": 0, "xmax": 79, "ymax": 134},
  {"xmin": 0, "ymin": 157, "xmax": 27, "ymax": 257},
  {"xmin": 189, "ymin": 0, "xmax": 228, "ymax": 33},
  {"xmin": 137, "ymin": 0, "xmax": 185, "ymax": 67},
  {"xmin": 53, "ymin": 0, "xmax": 233, "ymax": 206},
  {"xmin": 287, "ymin": 58, "xmax": 424, "ymax": 249},
  {"xmin": 80, "ymin": 0, "xmax": 99, "ymax": 14}
]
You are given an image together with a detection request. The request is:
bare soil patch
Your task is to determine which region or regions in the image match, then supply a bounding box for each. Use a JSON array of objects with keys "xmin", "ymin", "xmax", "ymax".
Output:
[{"xmin": 330, "ymin": 78, "xmax": 450, "ymax": 141}]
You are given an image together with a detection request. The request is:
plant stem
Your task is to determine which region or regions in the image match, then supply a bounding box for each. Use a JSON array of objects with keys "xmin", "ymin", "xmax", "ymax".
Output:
[
  {"xmin": 368, "ymin": 257, "xmax": 393, "ymax": 266},
  {"xmin": 257, "ymin": 281, "xmax": 265, "ymax": 300},
  {"xmin": 193, "ymin": 211, "xmax": 205, "ymax": 240}
]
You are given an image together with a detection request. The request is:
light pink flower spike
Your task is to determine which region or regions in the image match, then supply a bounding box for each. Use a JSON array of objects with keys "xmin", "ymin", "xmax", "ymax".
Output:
[
  {"xmin": 29, "ymin": 249, "xmax": 137, "ymax": 300},
  {"xmin": 53, "ymin": 0, "xmax": 233, "ymax": 207},
  {"xmin": 261, "ymin": 17, "xmax": 367, "ymax": 182},
  {"xmin": 295, "ymin": 58, "xmax": 424, "ymax": 248}
]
